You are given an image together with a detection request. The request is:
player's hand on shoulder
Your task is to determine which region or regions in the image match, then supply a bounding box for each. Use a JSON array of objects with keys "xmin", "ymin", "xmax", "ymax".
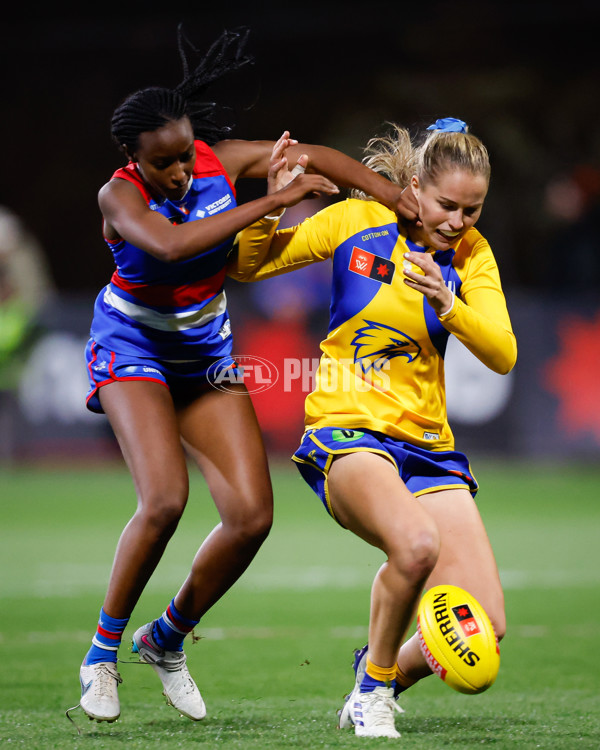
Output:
[{"xmin": 395, "ymin": 186, "xmax": 421, "ymax": 226}]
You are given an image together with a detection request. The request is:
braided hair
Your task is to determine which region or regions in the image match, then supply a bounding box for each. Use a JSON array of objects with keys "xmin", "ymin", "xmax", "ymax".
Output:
[{"xmin": 111, "ymin": 25, "xmax": 253, "ymax": 153}]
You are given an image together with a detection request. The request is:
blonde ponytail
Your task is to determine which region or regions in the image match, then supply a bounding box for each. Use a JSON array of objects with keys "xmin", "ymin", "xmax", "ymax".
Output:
[{"xmin": 351, "ymin": 118, "xmax": 490, "ymax": 200}]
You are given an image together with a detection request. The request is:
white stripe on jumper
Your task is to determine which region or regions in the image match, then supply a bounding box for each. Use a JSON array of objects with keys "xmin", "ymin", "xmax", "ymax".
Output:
[{"xmin": 104, "ymin": 287, "xmax": 227, "ymax": 332}]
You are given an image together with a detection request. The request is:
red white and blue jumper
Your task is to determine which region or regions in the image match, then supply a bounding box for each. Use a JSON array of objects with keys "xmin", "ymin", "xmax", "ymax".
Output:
[{"xmin": 85, "ymin": 141, "xmax": 237, "ymax": 412}]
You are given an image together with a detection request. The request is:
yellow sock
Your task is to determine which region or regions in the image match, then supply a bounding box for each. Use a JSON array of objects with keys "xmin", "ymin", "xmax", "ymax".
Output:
[
  {"xmin": 365, "ymin": 657, "xmax": 397, "ymax": 685},
  {"xmin": 395, "ymin": 664, "xmax": 417, "ymax": 692}
]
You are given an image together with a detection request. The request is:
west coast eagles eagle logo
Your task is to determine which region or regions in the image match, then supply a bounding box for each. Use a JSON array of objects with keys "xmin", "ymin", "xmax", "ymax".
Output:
[{"xmin": 351, "ymin": 320, "xmax": 421, "ymax": 373}]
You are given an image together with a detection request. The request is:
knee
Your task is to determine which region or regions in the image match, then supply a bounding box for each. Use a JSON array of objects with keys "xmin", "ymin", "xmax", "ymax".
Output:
[
  {"xmin": 390, "ymin": 521, "xmax": 440, "ymax": 584},
  {"xmin": 223, "ymin": 489, "xmax": 273, "ymax": 547},
  {"xmin": 407, "ymin": 525, "xmax": 440, "ymax": 582},
  {"xmin": 238, "ymin": 498, "xmax": 273, "ymax": 546},
  {"xmin": 245, "ymin": 507, "xmax": 273, "ymax": 546},
  {"xmin": 136, "ymin": 480, "xmax": 189, "ymax": 538}
]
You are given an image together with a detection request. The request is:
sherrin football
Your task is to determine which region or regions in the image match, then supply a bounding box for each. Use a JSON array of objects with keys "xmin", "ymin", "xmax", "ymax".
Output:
[{"xmin": 417, "ymin": 584, "xmax": 500, "ymax": 694}]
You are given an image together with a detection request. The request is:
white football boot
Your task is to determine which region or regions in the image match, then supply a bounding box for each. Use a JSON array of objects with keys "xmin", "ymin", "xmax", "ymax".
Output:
[
  {"xmin": 79, "ymin": 661, "xmax": 122, "ymax": 722},
  {"xmin": 132, "ymin": 621, "xmax": 206, "ymax": 721},
  {"xmin": 341, "ymin": 643, "xmax": 406, "ymax": 703},
  {"xmin": 338, "ymin": 644, "xmax": 368, "ymax": 728},
  {"xmin": 340, "ymin": 686, "xmax": 403, "ymax": 738}
]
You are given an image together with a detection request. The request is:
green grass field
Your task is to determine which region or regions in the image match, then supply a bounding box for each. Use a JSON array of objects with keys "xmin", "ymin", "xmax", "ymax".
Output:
[{"xmin": 1, "ymin": 458, "xmax": 599, "ymax": 748}]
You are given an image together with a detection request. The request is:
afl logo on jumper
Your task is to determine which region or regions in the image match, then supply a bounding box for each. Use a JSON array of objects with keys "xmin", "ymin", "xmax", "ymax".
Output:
[{"xmin": 349, "ymin": 247, "xmax": 395, "ymax": 284}]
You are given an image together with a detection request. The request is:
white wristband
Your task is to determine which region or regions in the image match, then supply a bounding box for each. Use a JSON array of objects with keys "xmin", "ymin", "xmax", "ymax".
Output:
[
  {"xmin": 263, "ymin": 208, "xmax": 286, "ymax": 221},
  {"xmin": 439, "ymin": 291, "xmax": 455, "ymax": 317}
]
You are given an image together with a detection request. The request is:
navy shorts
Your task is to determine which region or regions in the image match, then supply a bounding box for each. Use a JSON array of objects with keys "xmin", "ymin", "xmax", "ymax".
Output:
[
  {"xmin": 292, "ymin": 426, "xmax": 478, "ymax": 523},
  {"xmin": 85, "ymin": 339, "xmax": 237, "ymax": 413}
]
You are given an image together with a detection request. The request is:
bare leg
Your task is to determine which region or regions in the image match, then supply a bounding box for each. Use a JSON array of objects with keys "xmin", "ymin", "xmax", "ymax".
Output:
[
  {"xmin": 397, "ymin": 488, "xmax": 505, "ymax": 680},
  {"xmin": 173, "ymin": 384, "xmax": 273, "ymax": 619},
  {"xmin": 327, "ymin": 452, "xmax": 439, "ymax": 669},
  {"xmin": 98, "ymin": 380, "xmax": 190, "ymax": 618}
]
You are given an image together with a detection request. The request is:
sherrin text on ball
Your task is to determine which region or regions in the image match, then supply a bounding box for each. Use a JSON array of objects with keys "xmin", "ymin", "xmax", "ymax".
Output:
[{"xmin": 417, "ymin": 584, "xmax": 500, "ymax": 694}]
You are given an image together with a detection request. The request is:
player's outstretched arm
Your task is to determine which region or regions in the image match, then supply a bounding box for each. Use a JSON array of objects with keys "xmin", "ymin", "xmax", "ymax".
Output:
[
  {"xmin": 227, "ymin": 134, "xmax": 309, "ymax": 280},
  {"xmin": 213, "ymin": 134, "xmax": 420, "ymax": 223},
  {"xmin": 99, "ymin": 161, "xmax": 337, "ymax": 264}
]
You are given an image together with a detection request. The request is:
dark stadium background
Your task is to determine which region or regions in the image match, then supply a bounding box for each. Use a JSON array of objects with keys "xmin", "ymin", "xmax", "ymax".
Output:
[{"xmin": 1, "ymin": 2, "xmax": 599, "ymax": 461}]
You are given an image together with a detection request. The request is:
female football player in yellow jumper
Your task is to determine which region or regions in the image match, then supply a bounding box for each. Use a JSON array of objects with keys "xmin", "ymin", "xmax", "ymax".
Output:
[
  {"xmin": 229, "ymin": 117, "xmax": 517, "ymax": 739},
  {"xmin": 72, "ymin": 25, "xmax": 422, "ymax": 727}
]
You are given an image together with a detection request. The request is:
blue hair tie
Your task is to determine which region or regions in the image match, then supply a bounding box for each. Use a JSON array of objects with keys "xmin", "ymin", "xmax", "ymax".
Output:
[{"xmin": 426, "ymin": 117, "xmax": 468, "ymax": 133}]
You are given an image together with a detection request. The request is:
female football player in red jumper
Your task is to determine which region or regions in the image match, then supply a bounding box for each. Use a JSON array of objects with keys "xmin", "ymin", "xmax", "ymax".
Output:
[{"xmin": 73, "ymin": 26, "xmax": 418, "ymax": 725}]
